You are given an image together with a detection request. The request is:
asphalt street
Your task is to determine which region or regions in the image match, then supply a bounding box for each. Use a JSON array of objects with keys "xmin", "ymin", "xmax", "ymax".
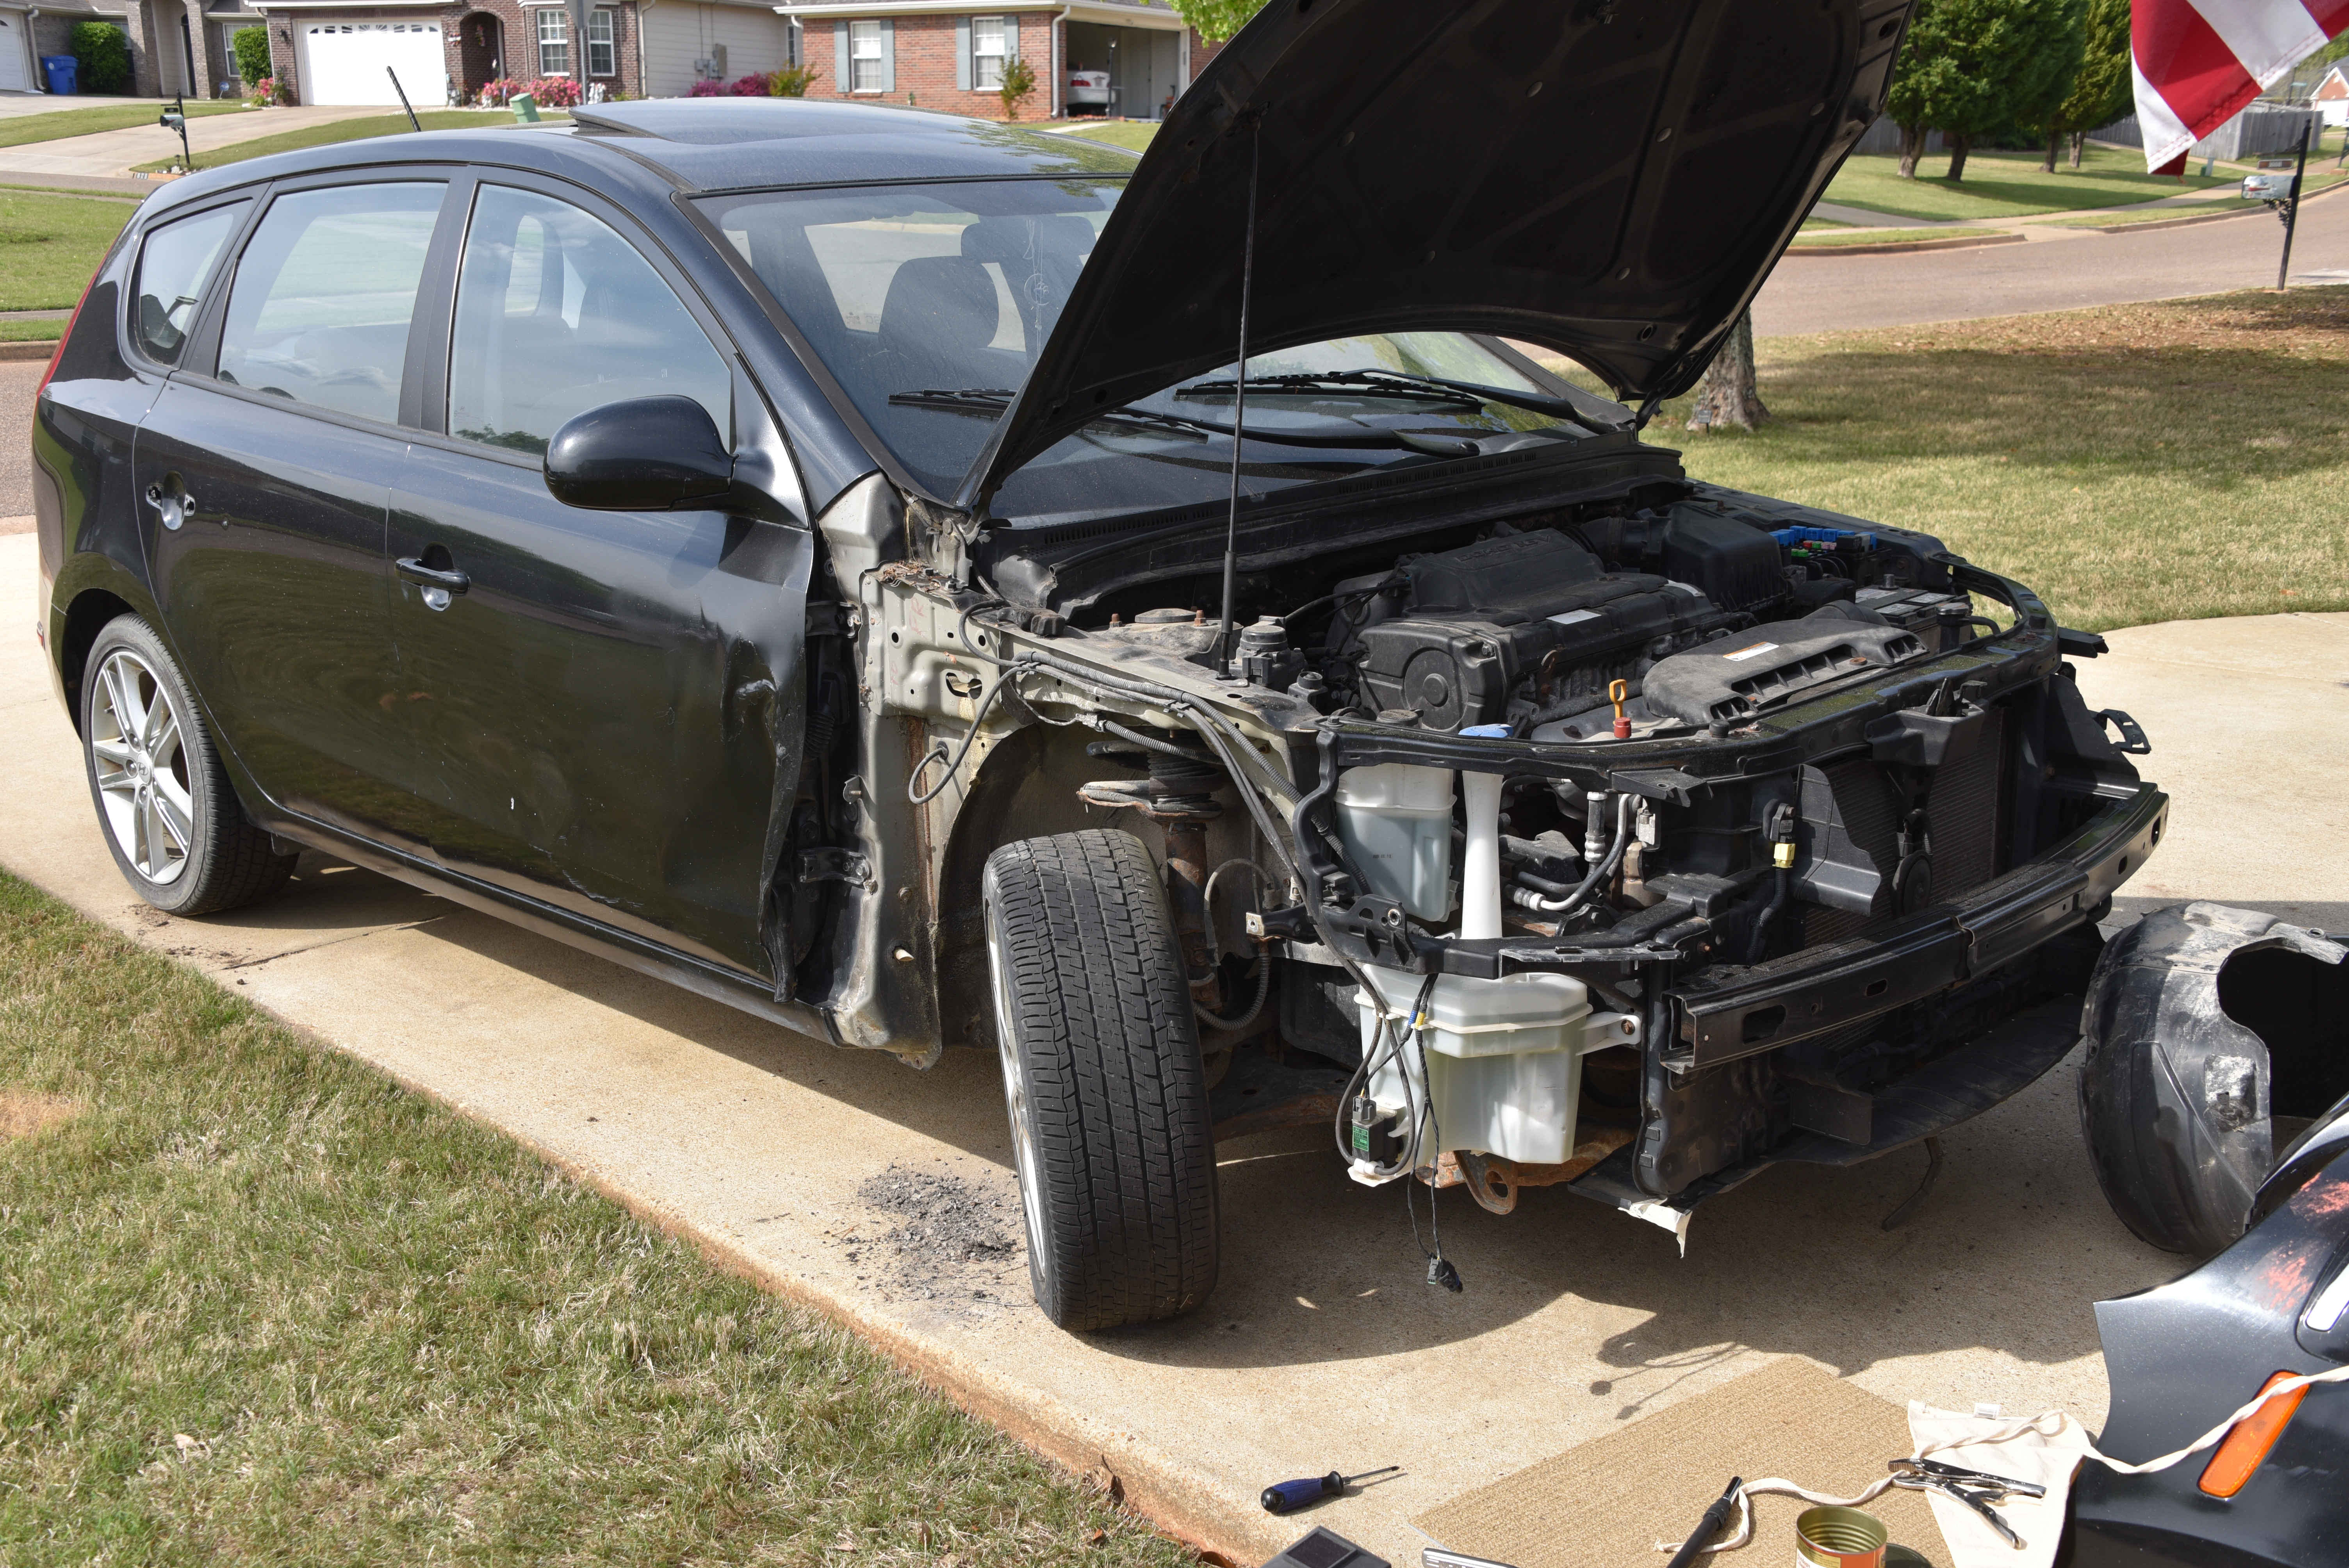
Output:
[{"xmin": 1755, "ymin": 186, "xmax": 2349, "ymax": 335}]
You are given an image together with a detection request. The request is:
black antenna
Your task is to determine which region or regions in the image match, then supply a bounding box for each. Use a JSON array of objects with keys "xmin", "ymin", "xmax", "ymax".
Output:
[
  {"xmin": 388, "ymin": 67, "xmax": 422, "ymax": 133},
  {"xmin": 1217, "ymin": 116, "xmax": 1261, "ymax": 681}
]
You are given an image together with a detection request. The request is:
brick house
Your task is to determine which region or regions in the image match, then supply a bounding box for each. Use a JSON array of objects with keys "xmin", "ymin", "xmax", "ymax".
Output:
[
  {"xmin": 3, "ymin": 0, "xmax": 262, "ymax": 100},
  {"xmin": 775, "ymin": 0, "xmax": 1221, "ymax": 121}
]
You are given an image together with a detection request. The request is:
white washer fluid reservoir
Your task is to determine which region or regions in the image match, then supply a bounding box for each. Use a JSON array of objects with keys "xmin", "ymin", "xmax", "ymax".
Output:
[
  {"xmin": 1335, "ymin": 763, "xmax": 1455, "ymax": 920},
  {"xmin": 1356, "ymin": 966, "xmax": 1592, "ymax": 1167}
]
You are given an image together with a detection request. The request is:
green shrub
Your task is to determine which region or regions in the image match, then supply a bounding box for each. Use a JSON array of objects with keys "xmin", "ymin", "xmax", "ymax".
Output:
[
  {"xmin": 768, "ymin": 62, "xmax": 820, "ymax": 96},
  {"xmin": 232, "ymin": 25, "xmax": 271, "ymax": 87},
  {"xmin": 71, "ymin": 21, "xmax": 129, "ymax": 94},
  {"xmin": 998, "ymin": 55, "xmax": 1035, "ymax": 120}
]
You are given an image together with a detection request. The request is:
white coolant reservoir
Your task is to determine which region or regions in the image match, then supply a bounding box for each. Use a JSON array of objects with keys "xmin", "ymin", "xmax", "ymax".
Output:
[
  {"xmin": 1335, "ymin": 764, "xmax": 1455, "ymax": 919},
  {"xmin": 1356, "ymin": 967, "xmax": 1592, "ymax": 1167}
]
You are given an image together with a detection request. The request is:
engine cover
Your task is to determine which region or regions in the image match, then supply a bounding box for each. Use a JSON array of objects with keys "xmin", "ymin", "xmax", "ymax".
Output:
[{"xmin": 1349, "ymin": 531, "xmax": 1732, "ymax": 730}]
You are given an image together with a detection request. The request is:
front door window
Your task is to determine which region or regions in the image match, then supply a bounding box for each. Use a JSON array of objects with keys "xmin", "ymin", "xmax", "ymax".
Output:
[{"xmin": 446, "ymin": 184, "xmax": 730, "ymax": 455}]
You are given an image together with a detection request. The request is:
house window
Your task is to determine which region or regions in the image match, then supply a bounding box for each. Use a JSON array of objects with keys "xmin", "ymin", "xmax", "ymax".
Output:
[
  {"xmin": 850, "ymin": 19, "xmax": 882, "ymax": 91},
  {"xmin": 536, "ymin": 8, "xmax": 570, "ymax": 77},
  {"xmin": 587, "ymin": 9, "xmax": 614, "ymax": 76},
  {"xmin": 971, "ymin": 15, "xmax": 1004, "ymax": 89}
]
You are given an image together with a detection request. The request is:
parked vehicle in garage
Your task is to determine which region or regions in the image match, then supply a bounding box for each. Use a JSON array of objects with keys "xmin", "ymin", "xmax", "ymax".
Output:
[{"xmin": 31, "ymin": 0, "xmax": 2165, "ymax": 1332}]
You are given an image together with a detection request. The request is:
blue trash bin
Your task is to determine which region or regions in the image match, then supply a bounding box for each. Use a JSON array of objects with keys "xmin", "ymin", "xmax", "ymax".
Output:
[{"xmin": 42, "ymin": 55, "xmax": 78, "ymax": 94}]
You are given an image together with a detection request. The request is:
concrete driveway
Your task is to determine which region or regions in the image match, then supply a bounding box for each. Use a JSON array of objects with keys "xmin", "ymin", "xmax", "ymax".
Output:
[{"xmin": 3, "ymin": 512, "xmax": 2342, "ymax": 1563}]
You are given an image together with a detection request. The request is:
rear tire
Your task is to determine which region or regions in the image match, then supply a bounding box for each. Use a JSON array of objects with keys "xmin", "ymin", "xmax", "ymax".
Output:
[
  {"xmin": 983, "ymin": 829, "xmax": 1219, "ymax": 1329},
  {"xmin": 80, "ymin": 614, "xmax": 297, "ymax": 917}
]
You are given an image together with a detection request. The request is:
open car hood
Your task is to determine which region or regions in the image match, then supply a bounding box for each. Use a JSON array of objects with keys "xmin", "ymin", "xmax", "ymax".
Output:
[{"xmin": 957, "ymin": 0, "xmax": 1916, "ymax": 512}]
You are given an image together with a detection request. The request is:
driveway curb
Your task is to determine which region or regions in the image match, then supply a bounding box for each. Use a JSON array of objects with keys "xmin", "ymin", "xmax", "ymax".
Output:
[
  {"xmin": 0, "ymin": 341, "xmax": 61, "ymax": 362},
  {"xmin": 1786, "ymin": 230, "xmax": 2028, "ymax": 257}
]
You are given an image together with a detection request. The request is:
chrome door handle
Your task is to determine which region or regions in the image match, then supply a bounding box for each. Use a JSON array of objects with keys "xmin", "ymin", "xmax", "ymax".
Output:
[
  {"xmin": 143, "ymin": 481, "xmax": 190, "ymax": 532},
  {"xmin": 396, "ymin": 556, "xmax": 470, "ymax": 612}
]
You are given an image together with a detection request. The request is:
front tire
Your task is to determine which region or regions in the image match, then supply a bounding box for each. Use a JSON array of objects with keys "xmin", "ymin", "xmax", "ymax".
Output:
[
  {"xmin": 80, "ymin": 615, "xmax": 296, "ymax": 917},
  {"xmin": 983, "ymin": 830, "xmax": 1219, "ymax": 1330}
]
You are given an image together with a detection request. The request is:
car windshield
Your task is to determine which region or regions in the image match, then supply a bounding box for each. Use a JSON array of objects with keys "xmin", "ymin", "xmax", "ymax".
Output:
[{"xmin": 695, "ymin": 181, "xmax": 1601, "ymax": 520}]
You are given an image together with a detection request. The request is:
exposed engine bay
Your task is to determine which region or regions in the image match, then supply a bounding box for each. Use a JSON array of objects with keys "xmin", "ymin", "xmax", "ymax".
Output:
[{"xmin": 807, "ymin": 460, "xmax": 2167, "ymax": 1246}]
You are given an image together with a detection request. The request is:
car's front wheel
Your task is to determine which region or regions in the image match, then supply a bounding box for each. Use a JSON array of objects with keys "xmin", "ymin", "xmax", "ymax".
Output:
[
  {"xmin": 982, "ymin": 829, "xmax": 1219, "ymax": 1330},
  {"xmin": 80, "ymin": 614, "xmax": 296, "ymax": 916}
]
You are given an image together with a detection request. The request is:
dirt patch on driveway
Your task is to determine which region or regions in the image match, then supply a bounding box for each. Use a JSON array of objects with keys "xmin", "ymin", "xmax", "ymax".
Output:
[{"xmin": 848, "ymin": 1161, "xmax": 1024, "ymax": 1305}]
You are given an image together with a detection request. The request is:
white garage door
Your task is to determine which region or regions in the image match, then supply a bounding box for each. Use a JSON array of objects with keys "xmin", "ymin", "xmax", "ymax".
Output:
[
  {"xmin": 0, "ymin": 14, "xmax": 30, "ymax": 94},
  {"xmin": 297, "ymin": 19, "xmax": 447, "ymax": 107}
]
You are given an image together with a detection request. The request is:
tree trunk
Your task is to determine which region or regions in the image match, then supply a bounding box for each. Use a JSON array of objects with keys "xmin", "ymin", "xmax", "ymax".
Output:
[
  {"xmin": 1897, "ymin": 121, "xmax": 1926, "ymax": 179},
  {"xmin": 1686, "ymin": 311, "xmax": 1769, "ymax": 433},
  {"xmin": 2042, "ymin": 129, "xmax": 2061, "ymax": 173},
  {"xmin": 1947, "ymin": 132, "xmax": 1973, "ymax": 182},
  {"xmin": 2069, "ymin": 131, "xmax": 2086, "ymax": 169}
]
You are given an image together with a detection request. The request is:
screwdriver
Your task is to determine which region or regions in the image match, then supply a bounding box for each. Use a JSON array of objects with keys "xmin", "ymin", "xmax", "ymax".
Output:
[{"xmin": 1259, "ymin": 1466, "xmax": 1401, "ymax": 1515}]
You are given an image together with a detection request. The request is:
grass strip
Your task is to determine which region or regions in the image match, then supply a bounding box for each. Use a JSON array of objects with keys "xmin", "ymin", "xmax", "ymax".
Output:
[
  {"xmin": 1052, "ymin": 121, "xmax": 1157, "ymax": 152},
  {"xmin": 1544, "ymin": 287, "xmax": 2349, "ymax": 631},
  {"xmin": 1821, "ymin": 144, "xmax": 2237, "ymax": 222},
  {"xmin": 2032, "ymin": 176, "xmax": 2349, "ymax": 227},
  {"xmin": 0, "ymin": 321, "xmax": 66, "ymax": 342},
  {"xmin": 1788, "ymin": 225, "xmax": 2010, "ymax": 248},
  {"xmin": 0, "ymin": 191, "xmax": 135, "ymax": 312},
  {"xmin": 0, "ymin": 871, "xmax": 1193, "ymax": 1566},
  {"xmin": 0, "ymin": 102, "xmax": 246, "ymax": 152},
  {"xmin": 131, "ymin": 110, "xmax": 570, "ymax": 173}
]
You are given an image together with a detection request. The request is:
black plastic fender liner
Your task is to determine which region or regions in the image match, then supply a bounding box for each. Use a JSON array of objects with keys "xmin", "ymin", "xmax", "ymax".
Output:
[{"xmin": 2078, "ymin": 902, "xmax": 2348, "ymax": 1256}]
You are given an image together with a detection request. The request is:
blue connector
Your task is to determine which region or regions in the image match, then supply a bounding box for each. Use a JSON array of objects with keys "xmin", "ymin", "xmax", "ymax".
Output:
[{"xmin": 1771, "ymin": 524, "xmax": 1874, "ymax": 549}]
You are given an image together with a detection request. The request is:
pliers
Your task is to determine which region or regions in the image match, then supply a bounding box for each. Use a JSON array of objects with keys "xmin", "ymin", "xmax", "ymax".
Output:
[{"xmin": 1888, "ymin": 1456, "xmax": 2047, "ymax": 1550}]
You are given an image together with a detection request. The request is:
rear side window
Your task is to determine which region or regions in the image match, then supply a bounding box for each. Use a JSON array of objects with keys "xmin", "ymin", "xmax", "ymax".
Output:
[
  {"xmin": 131, "ymin": 201, "xmax": 247, "ymax": 365},
  {"xmin": 215, "ymin": 182, "xmax": 447, "ymax": 424},
  {"xmin": 447, "ymin": 184, "xmax": 730, "ymax": 456}
]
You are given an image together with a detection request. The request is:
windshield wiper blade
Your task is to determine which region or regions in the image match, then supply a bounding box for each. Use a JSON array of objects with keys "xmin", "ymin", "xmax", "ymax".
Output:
[
  {"xmin": 1173, "ymin": 372, "xmax": 1484, "ymax": 411},
  {"xmin": 1176, "ymin": 368, "xmax": 1625, "ymax": 434},
  {"xmin": 888, "ymin": 386, "xmax": 1481, "ymax": 454}
]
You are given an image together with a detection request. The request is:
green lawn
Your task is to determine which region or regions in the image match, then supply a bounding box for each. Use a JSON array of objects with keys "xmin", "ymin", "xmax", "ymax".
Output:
[
  {"xmin": 1545, "ymin": 287, "xmax": 2349, "ymax": 631},
  {"xmin": 0, "ymin": 871, "xmax": 1192, "ymax": 1566},
  {"xmin": 0, "ymin": 102, "xmax": 247, "ymax": 152},
  {"xmin": 131, "ymin": 109, "xmax": 569, "ymax": 173},
  {"xmin": 1053, "ymin": 120, "xmax": 1158, "ymax": 152},
  {"xmin": 1822, "ymin": 144, "xmax": 2239, "ymax": 221},
  {"xmin": 0, "ymin": 191, "xmax": 137, "ymax": 311},
  {"xmin": 1788, "ymin": 224, "xmax": 2009, "ymax": 248},
  {"xmin": 0, "ymin": 320, "xmax": 68, "ymax": 342}
]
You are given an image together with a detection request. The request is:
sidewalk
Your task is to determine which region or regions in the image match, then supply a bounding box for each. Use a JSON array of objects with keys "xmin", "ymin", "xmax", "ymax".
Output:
[{"xmin": 0, "ymin": 104, "xmax": 388, "ymax": 179}]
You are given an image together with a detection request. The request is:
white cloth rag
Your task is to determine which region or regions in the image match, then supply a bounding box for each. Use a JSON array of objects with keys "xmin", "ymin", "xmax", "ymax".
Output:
[{"xmin": 1903, "ymin": 1404, "xmax": 2095, "ymax": 1568}]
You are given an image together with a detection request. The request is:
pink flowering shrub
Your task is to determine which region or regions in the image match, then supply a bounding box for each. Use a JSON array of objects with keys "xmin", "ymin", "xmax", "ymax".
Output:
[
  {"xmin": 688, "ymin": 77, "xmax": 723, "ymax": 96},
  {"xmin": 725, "ymin": 73, "xmax": 770, "ymax": 95},
  {"xmin": 526, "ymin": 75, "xmax": 583, "ymax": 108},
  {"xmin": 478, "ymin": 77, "xmax": 519, "ymax": 105}
]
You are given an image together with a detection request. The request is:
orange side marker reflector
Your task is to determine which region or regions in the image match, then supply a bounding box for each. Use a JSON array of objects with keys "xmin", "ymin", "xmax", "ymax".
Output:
[{"xmin": 2199, "ymin": 1371, "xmax": 2308, "ymax": 1498}]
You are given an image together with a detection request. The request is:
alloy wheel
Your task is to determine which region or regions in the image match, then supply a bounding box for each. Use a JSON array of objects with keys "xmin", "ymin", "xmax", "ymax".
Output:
[{"xmin": 89, "ymin": 649, "xmax": 195, "ymax": 885}]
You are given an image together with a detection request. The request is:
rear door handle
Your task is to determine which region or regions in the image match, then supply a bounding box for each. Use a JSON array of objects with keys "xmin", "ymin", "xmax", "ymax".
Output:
[
  {"xmin": 396, "ymin": 556, "xmax": 470, "ymax": 611},
  {"xmin": 144, "ymin": 481, "xmax": 194, "ymax": 531}
]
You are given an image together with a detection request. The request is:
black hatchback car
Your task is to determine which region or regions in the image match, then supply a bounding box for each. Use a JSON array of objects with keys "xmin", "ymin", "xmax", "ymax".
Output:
[{"xmin": 34, "ymin": 0, "xmax": 2165, "ymax": 1332}]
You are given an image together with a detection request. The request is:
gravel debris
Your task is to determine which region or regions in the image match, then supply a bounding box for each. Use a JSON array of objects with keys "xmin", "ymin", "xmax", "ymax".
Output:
[{"xmin": 845, "ymin": 1162, "xmax": 1023, "ymax": 1303}]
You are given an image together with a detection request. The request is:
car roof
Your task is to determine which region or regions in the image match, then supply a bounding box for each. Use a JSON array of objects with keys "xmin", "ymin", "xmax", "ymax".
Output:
[{"xmin": 142, "ymin": 99, "xmax": 1138, "ymax": 222}]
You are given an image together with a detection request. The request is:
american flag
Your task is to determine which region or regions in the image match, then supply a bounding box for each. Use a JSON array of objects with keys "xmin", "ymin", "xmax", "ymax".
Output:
[{"xmin": 2132, "ymin": 0, "xmax": 2349, "ymax": 170}]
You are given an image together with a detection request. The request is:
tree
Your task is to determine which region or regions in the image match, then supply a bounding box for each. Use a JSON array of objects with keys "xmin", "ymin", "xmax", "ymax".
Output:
[
  {"xmin": 71, "ymin": 21, "xmax": 129, "ymax": 94},
  {"xmin": 2026, "ymin": 0, "xmax": 2126, "ymax": 170},
  {"xmin": 1685, "ymin": 311, "xmax": 1768, "ymax": 433},
  {"xmin": 998, "ymin": 57, "xmax": 1036, "ymax": 121},
  {"xmin": 1883, "ymin": 0, "xmax": 2088, "ymax": 181},
  {"xmin": 232, "ymin": 25, "xmax": 271, "ymax": 87},
  {"xmin": 1167, "ymin": 0, "xmax": 1268, "ymax": 45}
]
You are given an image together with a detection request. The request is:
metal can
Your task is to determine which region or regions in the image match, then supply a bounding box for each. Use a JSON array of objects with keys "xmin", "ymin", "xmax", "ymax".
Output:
[{"xmin": 1795, "ymin": 1506, "xmax": 1888, "ymax": 1568}]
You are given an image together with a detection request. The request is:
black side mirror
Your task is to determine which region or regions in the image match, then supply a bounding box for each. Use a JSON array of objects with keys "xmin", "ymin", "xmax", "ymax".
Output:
[{"xmin": 544, "ymin": 395, "xmax": 733, "ymax": 511}]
